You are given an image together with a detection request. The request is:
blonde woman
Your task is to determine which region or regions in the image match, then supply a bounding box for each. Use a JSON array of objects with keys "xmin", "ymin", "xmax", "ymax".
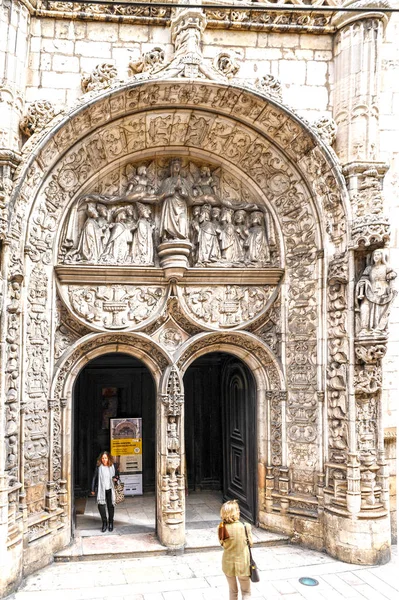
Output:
[{"xmin": 218, "ymin": 500, "xmax": 253, "ymax": 599}]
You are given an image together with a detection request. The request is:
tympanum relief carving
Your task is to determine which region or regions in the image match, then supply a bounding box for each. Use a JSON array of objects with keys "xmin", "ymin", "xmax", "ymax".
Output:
[
  {"xmin": 59, "ymin": 157, "xmax": 276, "ymax": 269},
  {"xmin": 56, "ymin": 156, "xmax": 281, "ymax": 332}
]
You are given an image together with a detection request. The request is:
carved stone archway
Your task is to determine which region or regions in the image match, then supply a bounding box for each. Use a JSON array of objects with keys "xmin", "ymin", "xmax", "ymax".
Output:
[
  {"xmin": 4, "ymin": 74, "xmax": 369, "ymax": 576},
  {"xmin": 50, "ymin": 332, "xmax": 171, "ymax": 535}
]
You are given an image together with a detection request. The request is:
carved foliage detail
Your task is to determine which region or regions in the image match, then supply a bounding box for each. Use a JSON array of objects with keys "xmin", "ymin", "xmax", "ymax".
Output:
[
  {"xmin": 65, "ymin": 285, "xmax": 166, "ymax": 330},
  {"xmin": 179, "ymin": 285, "xmax": 274, "ymax": 329}
]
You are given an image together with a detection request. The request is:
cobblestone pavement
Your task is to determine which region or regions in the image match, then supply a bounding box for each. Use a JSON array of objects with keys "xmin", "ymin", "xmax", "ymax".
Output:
[{"xmin": 11, "ymin": 544, "xmax": 398, "ymax": 600}]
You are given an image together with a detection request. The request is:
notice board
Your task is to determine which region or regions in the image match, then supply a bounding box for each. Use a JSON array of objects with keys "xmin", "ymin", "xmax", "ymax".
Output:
[{"xmin": 110, "ymin": 418, "xmax": 143, "ymax": 496}]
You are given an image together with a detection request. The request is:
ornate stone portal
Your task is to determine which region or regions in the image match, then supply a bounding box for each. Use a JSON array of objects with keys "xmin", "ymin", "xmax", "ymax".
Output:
[{"xmin": 0, "ymin": 3, "xmax": 397, "ymax": 596}]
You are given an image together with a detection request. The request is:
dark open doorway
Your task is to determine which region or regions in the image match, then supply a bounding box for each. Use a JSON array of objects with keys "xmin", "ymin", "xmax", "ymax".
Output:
[
  {"xmin": 73, "ymin": 353, "xmax": 156, "ymax": 505},
  {"xmin": 184, "ymin": 352, "xmax": 257, "ymax": 524}
]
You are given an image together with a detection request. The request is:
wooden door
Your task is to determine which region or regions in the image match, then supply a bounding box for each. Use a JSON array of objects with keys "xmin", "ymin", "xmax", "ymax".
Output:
[{"xmin": 222, "ymin": 357, "xmax": 257, "ymax": 523}]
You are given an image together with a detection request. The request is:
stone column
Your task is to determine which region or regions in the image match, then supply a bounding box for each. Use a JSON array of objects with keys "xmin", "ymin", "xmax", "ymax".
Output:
[
  {"xmin": 157, "ymin": 367, "xmax": 185, "ymax": 549},
  {"xmin": 325, "ymin": 1, "xmax": 393, "ymax": 565}
]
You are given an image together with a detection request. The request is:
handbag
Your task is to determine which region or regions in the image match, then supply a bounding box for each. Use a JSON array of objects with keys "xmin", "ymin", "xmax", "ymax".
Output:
[
  {"xmin": 243, "ymin": 522, "xmax": 260, "ymax": 583},
  {"xmin": 114, "ymin": 479, "xmax": 125, "ymax": 504}
]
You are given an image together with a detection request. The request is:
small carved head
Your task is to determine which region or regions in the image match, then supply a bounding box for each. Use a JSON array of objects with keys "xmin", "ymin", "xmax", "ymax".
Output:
[
  {"xmin": 250, "ymin": 211, "xmax": 264, "ymax": 225},
  {"xmin": 170, "ymin": 158, "xmax": 182, "ymax": 174},
  {"xmin": 192, "ymin": 206, "xmax": 201, "ymax": 218},
  {"xmin": 137, "ymin": 165, "xmax": 147, "ymax": 176},
  {"xmin": 137, "ymin": 202, "xmax": 151, "ymax": 218},
  {"xmin": 211, "ymin": 207, "xmax": 221, "ymax": 220},
  {"xmin": 234, "ymin": 210, "xmax": 247, "ymax": 224},
  {"xmin": 221, "ymin": 207, "xmax": 234, "ymax": 222}
]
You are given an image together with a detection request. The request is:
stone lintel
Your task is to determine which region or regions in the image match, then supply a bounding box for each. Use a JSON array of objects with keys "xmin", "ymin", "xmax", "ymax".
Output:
[{"xmin": 55, "ymin": 265, "xmax": 284, "ymax": 286}]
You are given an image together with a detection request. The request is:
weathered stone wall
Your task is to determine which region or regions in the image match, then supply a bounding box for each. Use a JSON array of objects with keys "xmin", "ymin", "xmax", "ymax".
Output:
[{"xmin": 26, "ymin": 19, "xmax": 333, "ymax": 122}]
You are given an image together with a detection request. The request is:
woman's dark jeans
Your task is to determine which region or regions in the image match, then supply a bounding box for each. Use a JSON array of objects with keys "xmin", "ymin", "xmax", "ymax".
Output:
[{"xmin": 97, "ymin": 488, "xmax": 114, "ymax": 523}]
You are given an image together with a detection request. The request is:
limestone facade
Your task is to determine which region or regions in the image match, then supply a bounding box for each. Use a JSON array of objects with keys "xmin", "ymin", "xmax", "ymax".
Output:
[{"xmin": 0, "ymin": 1, "xmax": 398, "ymax": 596}]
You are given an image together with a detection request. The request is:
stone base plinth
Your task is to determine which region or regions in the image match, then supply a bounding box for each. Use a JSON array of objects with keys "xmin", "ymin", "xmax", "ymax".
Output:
[
  {"xmin": 324, "ymin": 510, "xmax": 391, "ymax": 565},
  {"xmin": 158, "ymin": 240, "xmax": 192, "ymax": 281}
]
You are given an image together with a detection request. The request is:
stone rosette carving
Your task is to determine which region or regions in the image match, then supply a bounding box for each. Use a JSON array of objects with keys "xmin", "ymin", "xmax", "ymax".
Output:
[
  {"xmin": 254, "ymin": 75, "xmax": 283, "ymax": 102},
  {"xmin": 81, "ymin": 63, "xmax": 119, "ymax": 93},
  {"xmin": 177, "ymin": 284, "xmax": 275, "ymax": 330},
  {"xmin": 20, "ymin": 100, "xmax": 63, "ymax": 137},
  {"xmin": 59, "ymin": 284, "xmax": 167, "ymax": 331}
]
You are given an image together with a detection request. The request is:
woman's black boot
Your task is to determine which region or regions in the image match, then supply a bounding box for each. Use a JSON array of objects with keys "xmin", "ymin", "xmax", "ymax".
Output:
[
  {"xmin": 101, "ymin": 519, "xmax": 108, "ymax": 532},
  {"xmin": 108, "ymin": 520, "xmax": 114, "ymax": 532}
]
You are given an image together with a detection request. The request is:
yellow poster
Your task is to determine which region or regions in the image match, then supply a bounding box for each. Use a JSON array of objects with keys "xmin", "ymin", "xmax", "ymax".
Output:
[{"xmin": 111, "ymin": 438, "xmax": 142, "ymax": 456}]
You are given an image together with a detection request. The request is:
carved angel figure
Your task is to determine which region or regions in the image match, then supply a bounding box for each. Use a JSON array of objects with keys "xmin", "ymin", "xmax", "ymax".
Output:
[
  {"xmin": 355, "ymin": 249, "xmax": 397, "ymax": 337},
  {"xmin": 125, "ymin": 164, "xmax": 156, "ymax": 202},
  {"xmin": 192, "ymin": 165, "xmax": 219, "ymax": 203}
]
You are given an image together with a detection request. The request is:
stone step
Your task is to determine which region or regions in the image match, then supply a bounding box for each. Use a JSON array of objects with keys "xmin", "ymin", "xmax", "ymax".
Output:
[{"xmin": 54, "ymin": 526, "xmax": 290, "ymax": 563}]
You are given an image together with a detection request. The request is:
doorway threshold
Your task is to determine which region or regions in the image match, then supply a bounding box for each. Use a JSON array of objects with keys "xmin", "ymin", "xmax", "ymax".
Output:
[{"xmin": 56, "ymin": 493, "xmax": 288, "ymax": 562}]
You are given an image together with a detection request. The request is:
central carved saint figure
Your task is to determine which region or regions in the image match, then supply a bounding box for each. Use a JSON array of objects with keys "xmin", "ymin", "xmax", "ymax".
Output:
[{"xmin": 157, "ymin": 158, "xmax": 191, "ymax": 241}]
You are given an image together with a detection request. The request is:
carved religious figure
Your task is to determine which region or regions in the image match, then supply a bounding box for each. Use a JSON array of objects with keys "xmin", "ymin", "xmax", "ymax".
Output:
[
  {"xmin": 102, "ymin": 210, "xmax": 132, "ymax": 262},
  {"xmin": 167, "ymin": 416, "xmax": 180, "ymax": 454},
  {"xmin": 246, "ymin": 211, "xmax": 270, "ymax": 265},
  {"xmin": 158, "ymin": 158, "xmax": 191, "ymax": 241},
  {"xmin": 192, "ymin": 165, "xmax": 219, "ymax": 204},
  {"xmin": 234, "ymin": 210, "xmax": 249, "ymax": 253},
  {"xmin": 196, "ymin": 204, "xmax": 221, "ymax": 265},
  {"xmin": 72, "ymin": 205, "xmax": 104, "ymax": 262},
  {"xmin": 125, "ymin": 165, "xmax": 156, "ymax": 202},
  {"xmin": 219, "ymin": 207, "xmax": 244, "ymax": 263},
  {"xmin": 355, "ymin": 249, "xmax": 397, "ymax": 337},
  {"xmin": 130, "ymin": 203, "xmax": 155, "ymax": 265}
]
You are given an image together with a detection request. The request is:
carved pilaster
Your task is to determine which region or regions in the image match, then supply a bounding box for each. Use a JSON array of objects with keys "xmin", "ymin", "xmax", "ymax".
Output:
[
  {"xmin": 158, "ymin": 367, "xmax": 185, "ymax": 548},
  {"xmin": 333, "ymin": 4, "xmax": 389, "ymax": 164}
]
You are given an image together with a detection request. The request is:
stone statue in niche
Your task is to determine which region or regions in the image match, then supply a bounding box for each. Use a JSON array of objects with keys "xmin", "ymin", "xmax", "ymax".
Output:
[
  {"xmin": 167, "ymin": 416, "xmax": 180, "ymax": 454},
  {"xmin": 60, "ymin": 157, "xmax": 274, "ymax": 268},
  {"xmin": 355, "ymin": 249, "xmax": 397, "ymax": 337}
]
